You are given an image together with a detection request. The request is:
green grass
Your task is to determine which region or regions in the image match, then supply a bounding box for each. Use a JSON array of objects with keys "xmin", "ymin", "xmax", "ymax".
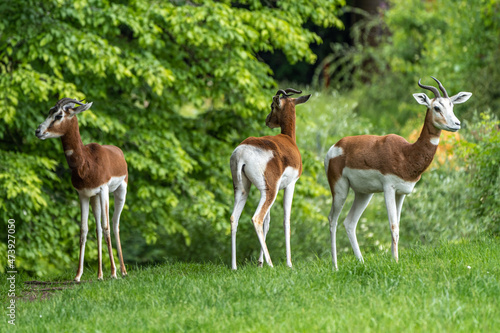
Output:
[{"xmin": 3, "ymin": 237, "xmax": 500, "ymax": 332}]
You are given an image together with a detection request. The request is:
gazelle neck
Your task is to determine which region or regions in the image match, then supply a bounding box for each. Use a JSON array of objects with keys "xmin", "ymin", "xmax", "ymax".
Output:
[
  {"xmin": 407, "ymin": 109, "xmax": 441, "ymax": 178},
  {"xmin": 60, "ymin": 117, "xmax": 86, "ymax": 170},
  {"xmin": 280, "ymin": 110, "xmax": 296, "ymax": 142}
]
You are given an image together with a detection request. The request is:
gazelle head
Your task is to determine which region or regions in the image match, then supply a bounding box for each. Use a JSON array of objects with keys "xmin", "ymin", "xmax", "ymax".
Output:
[
  {"xmin": 266, "ymin": 88, "xmax": 311, "ymax": 129},
  {"xmin": 413, "ymin": 77, "xmax": 472, "ymax": 132},
  {"xmin": 36, "ymin": 98, "xmax": 93, "ymax": 140}
]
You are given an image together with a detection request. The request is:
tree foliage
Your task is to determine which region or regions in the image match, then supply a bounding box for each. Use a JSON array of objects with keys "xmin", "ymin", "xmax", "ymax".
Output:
[
  {"xmin": 316, "ymin": 0, "xmax": 500, "ymax": 131},
  {"xmin": 0, "ymin": 0, "xmax": 345, "ymax": 275}
]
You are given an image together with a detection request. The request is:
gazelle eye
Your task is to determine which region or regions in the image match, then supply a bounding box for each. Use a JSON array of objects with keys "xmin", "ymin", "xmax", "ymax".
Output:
[
  {"xmin": 434, "ymin": 106, "xmax": 441, "ymax": 112},
  {"xmin": 55, "ymin": 114, "xmax": 63, "ymax": 120}
]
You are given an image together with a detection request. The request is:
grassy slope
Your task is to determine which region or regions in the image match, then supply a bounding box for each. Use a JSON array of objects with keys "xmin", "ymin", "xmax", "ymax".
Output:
[{"xmin": 4, "ymin": 237, "xmax": 500, "ymax": 332}]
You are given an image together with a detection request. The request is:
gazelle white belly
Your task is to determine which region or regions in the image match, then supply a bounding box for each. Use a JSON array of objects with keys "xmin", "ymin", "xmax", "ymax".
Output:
[
  {"xmin": 343, "ymin": 167, "xmax": 417, "ymax": 195},
  {"xmin": 76, "ymin": 176, "xmax": 127, "ymax": 198}
]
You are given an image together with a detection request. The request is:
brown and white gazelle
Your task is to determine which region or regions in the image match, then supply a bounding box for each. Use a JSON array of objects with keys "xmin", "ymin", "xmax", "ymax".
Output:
[
  {"xmin": 230, "ymin": 89, "xmax": 311, "ymax": 270},
  {"xmin": 36, "ymin": 98, "xmax": 128, "ymax": 281},
  {"xmin": 325, "ymin": 77, "xmax": 471, "ymax": 269}
]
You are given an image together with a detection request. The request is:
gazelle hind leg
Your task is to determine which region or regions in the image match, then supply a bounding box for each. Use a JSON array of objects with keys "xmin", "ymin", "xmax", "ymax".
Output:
[
  {"xmin": 283, "ymin": 181, "xmax": 297, "ymax": 268},
  {"xmin": 344, "ymin": 191, "xmax": 373, "ymax": 263},
  {"xmin": 252, "ymin": 186, "xmax": 279, "ymax": 268},
  {"xmin": 112, "ymin": 181, "xmax": 128, "ymax": 277},
  {"xmin": 75, "ymin": 195, "xmax": 90, "ymax": 282},
  {"xmin": 90, "ymin": 195, "xmax": 103, "ymax": 280},
  {"xmin": 100, "ymin": 185, "xmax": 117, "ymax": 278},
  {"xmin": 258, "ymin": 211, "xmax": 270, "ymax": 267},
  {"xmin": 230, "ymin": 175, "xmax": 251, "ymax": 270},
  {"xmin": 328, "ymin": 179, "xmax": 349, "ymax": 270}
]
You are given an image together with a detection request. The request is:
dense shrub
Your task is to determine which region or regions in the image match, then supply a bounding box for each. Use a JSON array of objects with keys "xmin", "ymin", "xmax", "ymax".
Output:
[{"xmin": 460, "ymin": 113, "xmax": 500, "ymax": 234}]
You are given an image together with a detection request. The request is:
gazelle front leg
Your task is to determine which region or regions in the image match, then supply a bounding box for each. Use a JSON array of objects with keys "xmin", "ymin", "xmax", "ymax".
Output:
[
  {"xmin": 90, "ymin": 195, "xmax": 103, "ymax": 280},
  {"xmin": 75, "ymin": 195, "xmax": 90, "ymax": 282},
  {"xmin": 384, "ymin": 187, "xmax": 400, "ymax": 262},
  {"xmin": 100, "ymin": 185, "xmax": 117, "ymax": 278},
  {"xmin": 282, "ymin": 181, "xmax": 297, "ymax": 268},
  {"xmin": 396, "ymin": 194, "xmax": 406, "ymax": 226}
]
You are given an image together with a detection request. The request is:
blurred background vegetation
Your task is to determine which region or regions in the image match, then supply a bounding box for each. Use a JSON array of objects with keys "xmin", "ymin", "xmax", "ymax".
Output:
[{"xmin": 0, "ymin": 0, "xmax": 498, "ymax": 276}]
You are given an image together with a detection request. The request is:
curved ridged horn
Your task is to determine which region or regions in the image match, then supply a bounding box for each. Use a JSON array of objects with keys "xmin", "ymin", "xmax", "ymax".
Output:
[
  {"xmin": 284, "ymin": 88, "xmax": 302, "ymax": 95},
  {"xmin": 275, "ymin": 88, "xmax": 302, "ymax": 98},
  {"xmin": 56, "ymin": 97, "xmax": 84, "ymax": 107},
  {"xmin": 418, "ymin": 79, "xmax": 441, "ymax": 98},
  {"xmin": 276, "ymin": 89, "xmax": 288, "ymax": 97},
  {"xmin": 431, "ymin": 76, "xmax": 449, "ymax": 98}
]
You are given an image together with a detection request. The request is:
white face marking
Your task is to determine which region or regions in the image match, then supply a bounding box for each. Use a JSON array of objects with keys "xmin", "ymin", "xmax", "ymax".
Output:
[
  {"xmin": 430, "ymin": 97, "xmax": 461, "ymax": 132},
  {"xmin": 430, "ymin": 137, "xmax": 440, "ymax": 145},
  {"xmin": 413, "ymin": 92, "xmax": 467, "ymax": 133},
  {"xmin": 343, "ymin": 167, "xmax": 417, "ymax": 195},
  {"xmin": 36, "ymin": 107, "xmax": 66, "ymax": 140}
]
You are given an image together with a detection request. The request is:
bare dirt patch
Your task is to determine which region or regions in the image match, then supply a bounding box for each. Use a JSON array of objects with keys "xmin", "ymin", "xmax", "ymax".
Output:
[{"xmin": 20, "ymin": 280, "xmax": 93, "ymax": 302}]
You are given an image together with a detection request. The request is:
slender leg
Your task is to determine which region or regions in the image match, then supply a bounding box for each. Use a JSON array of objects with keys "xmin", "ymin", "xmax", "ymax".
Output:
[
  {"xmin": 90, "ymin": 195, "xmax": 103, "ymax": 280},
  {"xmin": 112, "ymin": 181, "xmax": 128, "ymax": 277},
  {"xmin": 258, "ymin": 211, "xmax": 271, "ymax": 267},
  {"xmin": 384, "ymin": 187, "xmax": 399, "ymax": 262},
  {"xmin": 75, "ymin": 195, "xmax": 90, "ymax": 282},
  {"xmin": 100, "ymin": 185, "xmax": 117, "ymax": 278},
  {"xmin": 252, "ymin": 186, "xmax": 279, "ymax": 268},
  {"xmin": 282, "ymin": 181, "xmax": 297, "ymax": 268},
  {"xmin": 344, "ymin": 191, "xmax": 374, "ymax": 263},
  {"xmin": 230, "ymin": 176, "xmax": 251, "ymax": 270},
  {"xmin": 393, "ymin": 193, "xmax": 406, "ymax": 262},
  {"xmin": 328, "ymin": 179, "xmax": 349, "ymax": 270},
  {"xmin": 396, "ymin": 194, "xmax": 406, "ymax": 225}
]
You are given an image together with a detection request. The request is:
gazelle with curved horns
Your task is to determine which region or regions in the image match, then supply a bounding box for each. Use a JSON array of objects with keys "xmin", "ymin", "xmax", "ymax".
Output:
[
  {"xmin": 36, "ymin": 98, "xmax": 128, "ymax": 281},
  {"xmin": 324, "ymin": 77, "xmax": 471, "ymax": 269},
  {"xmin": 230, "ymin": 88, "xmax": 311, "ymax": 270}
]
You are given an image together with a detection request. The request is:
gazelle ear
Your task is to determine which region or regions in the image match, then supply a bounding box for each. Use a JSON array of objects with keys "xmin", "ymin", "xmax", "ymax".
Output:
[
  {"xmin": 294, "ymin": 94, "xmax": 311, "ymax": 105},
  {"xmin": 413, "ymin": 93, "xmax": 431, "ymax": 107},
  {"xmin": 450, "ymin": 92, "xmax": 472, "ymax": 105}
]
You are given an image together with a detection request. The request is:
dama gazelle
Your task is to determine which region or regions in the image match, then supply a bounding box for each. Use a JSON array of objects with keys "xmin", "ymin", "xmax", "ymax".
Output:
[
  {"xmin": 36, "ymin": 98, "xmax": 128, "ymax": 281},
  {"xmin": 325, "ymin": 77, "xmax": 471, "ymax": 269},
  {"xmin": 230, "ymin": 88, "xmax": 311, "ymax": 270}
]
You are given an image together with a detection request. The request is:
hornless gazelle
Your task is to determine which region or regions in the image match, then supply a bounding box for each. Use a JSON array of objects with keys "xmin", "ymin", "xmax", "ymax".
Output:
[
  {"xmin": 230, "ymin": 88, "xmax": 311, "ymax": 270},
  {"xmin": 324, "ymin": 77, "xmax": 471, "ymax": 269},
  {"xmin": 36, "ymin": 98, "xmax": 128, "ymax": 281}
]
